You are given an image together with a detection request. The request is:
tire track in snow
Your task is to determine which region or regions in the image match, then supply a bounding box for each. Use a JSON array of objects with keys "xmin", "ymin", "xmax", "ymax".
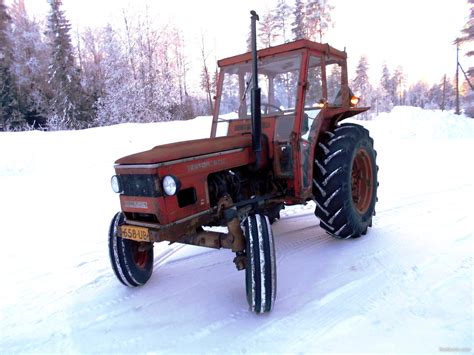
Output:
[{"xmin": 153, "ymin": 243, "xmax": 187, "ymax": 267}]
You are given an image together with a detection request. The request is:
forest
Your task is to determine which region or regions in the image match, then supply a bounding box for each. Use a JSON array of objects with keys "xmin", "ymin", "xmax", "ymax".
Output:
[{"xmin": 0, "ymin": 0, "xmax": 472, "ymax": 131}]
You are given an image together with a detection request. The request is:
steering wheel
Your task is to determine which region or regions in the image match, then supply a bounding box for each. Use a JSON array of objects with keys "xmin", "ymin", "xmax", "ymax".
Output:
[{"xmin": 261, "ymin": 102, "xmax": 284, "ymax": 115}]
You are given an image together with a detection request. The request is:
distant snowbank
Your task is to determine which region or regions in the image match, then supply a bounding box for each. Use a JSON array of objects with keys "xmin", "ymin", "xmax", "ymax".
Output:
[
  {"xmin": 357, "ymin": 106, "xmax": 474, "ymax": 140},
  {"xmin": 0, "ymin": 116, "xmax": 213, "ymax": 177},
  {"xmin": 1, "ymin": 107, "xmax": 473, "ymax": 178}
]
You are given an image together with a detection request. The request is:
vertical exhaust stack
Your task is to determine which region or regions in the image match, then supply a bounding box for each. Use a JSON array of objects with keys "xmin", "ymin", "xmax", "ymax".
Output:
[{"xmin": 250, "ymin": 10, "xmax": 262, "ymax": 168}]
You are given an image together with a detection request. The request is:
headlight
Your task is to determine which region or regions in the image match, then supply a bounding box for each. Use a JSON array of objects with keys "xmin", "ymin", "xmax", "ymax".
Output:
[
  {"xmin": 111, "ymin": 175, "xmax": 121, "ymax": 193},
  {"xmin": 350, "ymin": 95, "xmax": 360, "ymax": 107},
  {"xmin": 162, "ymin": 175, "xmax": 180, "ymax": 196}
]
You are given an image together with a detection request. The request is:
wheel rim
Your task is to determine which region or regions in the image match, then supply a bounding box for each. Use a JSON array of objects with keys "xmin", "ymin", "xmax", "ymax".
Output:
[
  {"xmin": 131, "ymin": 242, "xmax": 149, "ymax": 269},
  {"xmin": 351, "ymin": 148, "xmax": 373, "ymax": 214}
]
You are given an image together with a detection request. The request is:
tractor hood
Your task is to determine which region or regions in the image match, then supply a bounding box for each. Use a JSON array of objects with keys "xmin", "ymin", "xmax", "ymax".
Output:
[{"xmin": 115, "ymin": 135, "xmax": 253, "ymax": 165}]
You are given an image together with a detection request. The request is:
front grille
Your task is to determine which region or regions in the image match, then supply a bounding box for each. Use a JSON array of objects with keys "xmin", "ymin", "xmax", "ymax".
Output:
[
  {"xmin": 119, "ymin": 174, "xmax": 161, "ymax": 197},
  {"xmin": 125, "ymin": 212, "xmax": 159, "ymax": 223}
]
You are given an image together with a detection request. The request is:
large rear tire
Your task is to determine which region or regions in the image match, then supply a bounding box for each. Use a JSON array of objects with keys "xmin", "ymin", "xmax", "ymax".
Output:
[
  {"xmin": 244, "ymin": 214, "xmax": 277, "ymax": 313},
  {"xmin": 313, "ymin": 123, "xmax": 378, "ymax": 239},
  {"xmin": 108, "ymin": 212, "xmax": 154, "ymax": 287}
]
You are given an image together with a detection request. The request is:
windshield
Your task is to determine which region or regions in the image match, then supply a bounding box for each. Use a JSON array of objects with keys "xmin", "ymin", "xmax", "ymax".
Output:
[{"xmin": 216, "ymin": 53, "xmax": 301, "ymax": 135}]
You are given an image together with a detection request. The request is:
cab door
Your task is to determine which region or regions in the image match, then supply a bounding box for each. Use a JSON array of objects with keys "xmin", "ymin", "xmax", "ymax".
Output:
[
  {"xmin": 293, "ymin": 54, "xmax": 344, "ymax": 199},
  {"xmin": 293, "ymin": 54, "xmax": 325, "ymax": 198}
]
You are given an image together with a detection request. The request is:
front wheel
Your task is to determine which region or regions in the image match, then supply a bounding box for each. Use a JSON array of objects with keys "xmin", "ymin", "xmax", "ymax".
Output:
[
  {"xmin": 313, "ymin": 123, "xmax": 378, "ymax": 239},
  {"xmin": 244, "ymin": 214, "xmax": 277, "ymax": 313},
  {"xmin": 108, "ymin": 212, "xmax": 154, "ymax": 287}
]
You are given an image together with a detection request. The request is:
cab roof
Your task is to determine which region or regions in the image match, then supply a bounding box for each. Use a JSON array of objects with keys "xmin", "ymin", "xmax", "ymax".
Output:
[{"xmin": 218, "ymin": 39, "xmax": 347, "ymax": 68}]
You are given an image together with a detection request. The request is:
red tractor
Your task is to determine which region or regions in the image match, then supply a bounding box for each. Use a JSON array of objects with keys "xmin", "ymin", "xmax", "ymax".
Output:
[{"xmin": 108, "ymin": 11, "xmax": 378, "ymax": 313}]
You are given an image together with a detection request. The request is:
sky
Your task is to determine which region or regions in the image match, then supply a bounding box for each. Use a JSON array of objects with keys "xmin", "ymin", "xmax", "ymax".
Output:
[{"xmin": 5, "ymin": 0, "xmax": 472, "ymax": 89}]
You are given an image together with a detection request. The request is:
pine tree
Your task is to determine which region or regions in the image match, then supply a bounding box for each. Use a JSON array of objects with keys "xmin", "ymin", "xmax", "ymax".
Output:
[
  {"xmin": 424, "ymin": 75, "xmax": 455, "ymax": 110},
  {"xmin": 317, "ymin": 0, "xmax": 333, "ymax": 42},
  {"xmin": 427, "ymin": 80, "xmax": 443, "ymax": 110},
  {"xmin": 461, "ymin": 0, "xmax": 474, "ymax": 57},
  {"xmin": 292, "ymin": 0, "xmax": 305, "ymax": 40},
  {"xmin": 406, "ymin": 81, "xmax": 429, "ymax": 108},
  {"xmin": 392, "ymin": 66, "xmax": 405, "ymax": 105},
  {"xmin": 378, "ymin": 63, "xmax": 393, "ymax": 112},
  {"xmin": 273, "ymin": 0, "xmax": 292, "ymax": 43},
  {"xmin": 46, "ymin": 0, "xmax": 88, "ymax": 129},
  {"xmin": 0, "ymin": 0, "xmax": 20, "ymax": 130},
  {"xmin": 258, "ymin": 10, "xmax": 277, "ymax": 48},
  {"xmin": 305, "ymin": 0, "xmax": 333, "ymax": 42},
  {"xmin": 352, "ymin": 56, "xmax": 373, "ymax": 109},
  {"xmin": 444, "ymin": 78, "xmax": 456, "ymax": 110},
  {"xmin": 460, "ymin": 0, "xmax": 473, "ymax": 117},
  {"xmin": 326, "ymin": 63, "xmax": 341, "ymax": 103}
]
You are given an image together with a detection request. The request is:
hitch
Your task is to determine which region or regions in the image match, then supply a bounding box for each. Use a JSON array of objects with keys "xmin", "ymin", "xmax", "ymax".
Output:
[
  {"xmin": 218, "ymin": 194, "xmax": 247, "ymax": 270},
  {"xmin": 217, "ymin": 195, "xmax": 246, "ymax": 253},
  {"xmin": 179, "ymin": 195, "xmax": 247, "ymax": 270}
]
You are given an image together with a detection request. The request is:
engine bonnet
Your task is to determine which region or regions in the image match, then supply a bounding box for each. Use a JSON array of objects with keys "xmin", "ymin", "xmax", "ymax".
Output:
[{"xmin": 115, "ymin": 134, "xmax": 253, "ymax": 165}]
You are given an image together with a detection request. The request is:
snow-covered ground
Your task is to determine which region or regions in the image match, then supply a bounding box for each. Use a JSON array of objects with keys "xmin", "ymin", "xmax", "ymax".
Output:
[{"xmin": 0, "ymin": 107, "xmax": 472, "ymax": 353}]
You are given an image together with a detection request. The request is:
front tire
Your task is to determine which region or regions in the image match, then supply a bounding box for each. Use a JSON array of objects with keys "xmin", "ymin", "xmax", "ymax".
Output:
[
  {"xmin": 313, "ymin": 123, "xmax": 378, "ymax": 239},
  {"xmin": 108, "ymin": 212, "xmax": 154, "ymax": 287},
  {"xmin": 244, "ymin": 214, "xmax": 277, "ymax": 313}
]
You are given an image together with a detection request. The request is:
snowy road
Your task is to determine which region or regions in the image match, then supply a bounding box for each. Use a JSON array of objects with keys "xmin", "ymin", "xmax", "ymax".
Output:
[{"xmin": 0, "ymin": 107, "xmax": 472, "ymax": 353}]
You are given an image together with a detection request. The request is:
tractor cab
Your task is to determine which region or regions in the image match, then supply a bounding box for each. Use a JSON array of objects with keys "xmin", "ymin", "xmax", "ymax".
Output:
[{"xmin": 211, "ymin": 40, "xmax": 367, "ymax": 200}]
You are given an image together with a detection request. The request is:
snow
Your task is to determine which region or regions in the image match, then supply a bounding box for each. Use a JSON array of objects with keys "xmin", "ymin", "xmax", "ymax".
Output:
[{"xmin": 1, "ymin": 107, "xmax": 473, "ymax": 353}]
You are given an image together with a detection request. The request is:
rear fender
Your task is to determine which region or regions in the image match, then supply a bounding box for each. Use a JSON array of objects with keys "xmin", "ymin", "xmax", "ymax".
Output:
[
  {"xmin": 293, "ymin": 106, "xmax": 369, "ymax": 199},
  {"xmin": 313, "ymin": 107, "xmax": 370, "ymax": 144}
]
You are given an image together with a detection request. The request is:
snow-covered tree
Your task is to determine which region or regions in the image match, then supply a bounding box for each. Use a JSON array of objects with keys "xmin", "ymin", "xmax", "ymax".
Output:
[
  {"xmin": 442, "ymin": 77, "xmax": 456, "ymax": 110},
  {"xmin": 200, "ymin": 66, "xmax": 213, "ymax": 114},
  {"xmin": 292, "ymin": 0, "xmax": 305, "ymax": 40},
  {"xmin": 426, "ymin": 80, "xmax": 443, "ymax": 110},
  {"xmin": 78, "ymin": 27, "xmax": 105, "ymax": 116},
  {"xmin": 459, "ymin": 0, "xmax": 474, "ymax": 117},
  {"xmin": 378, "ymin": 63, "xmax": 394, "ymax": 112},
  {"xmin": 273, "ymin": 0, "xmax": 292, "ymax": 44},
  {"xmin": 132, "ymin": 13, "xmax": 180, "ymax": 122},
  {"xmin": 352, "ymin": 56, "xmax": 373, "ymax": 103},
  {"xmin": 306, "ymin": 0, "xmax": 333, "ymax": 42},
  {"xmin": 425, "ymin": 75, "xmax": 455, "ymax": 110},
  {"xmin": 9, "ymin": 0, "xmax": 49, "ymax": 128},
  {"xmin": 46, "ymin": 0, "xmax": 89, "ymax": 129},
  {"xmin": 326, "ymin": 63, "xmax": 341, "ymax": 102},
  {"xmin": 97, "ymin": 11, "xmax": 181, "ymax": 126},
  {"xmin": 200, "ymin": 33, "xmax": 215, "ymax": 115},
  {"xmin": 170, "ymin": 29, "xmax": 188, "ymax": 107},
  {"xmin": 460, "ymin": 0, "xmax": 474, "ymax": 68},
  {"xmin": 0, "ymin": 0, "xmax": 20, "ymax": 130},
  {"xmin": 95, "ymin": 25, "xmax": 136, "ymax": 126},
  {"xmin": 259, "ymin": 10, "xmax": 277, "ymax": 48},
  {"xmin": 406, "ymin": 81, "xmax": 429, "ymax": 108},
  {"xmin": 392, "ymin": 66, "xmax": 405, "ymax": 105}
]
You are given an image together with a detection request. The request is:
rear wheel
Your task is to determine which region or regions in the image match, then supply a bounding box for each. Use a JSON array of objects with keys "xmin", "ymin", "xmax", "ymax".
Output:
[
  {"xmin": 108, "ymin": 212, "xmax": 154, "ymax": 286},
  {"xmin": 313, "ymin": 123, "xmax": 378, "ymax": 239},
  {"xmin": 244, "ymin": 214, "xmax": 277, "ymax": 313}
]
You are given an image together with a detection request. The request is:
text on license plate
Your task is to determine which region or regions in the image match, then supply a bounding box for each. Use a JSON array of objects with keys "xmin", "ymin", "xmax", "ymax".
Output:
[{"xmin": 120, "ymin": 226, "xmax": 150, "ymax": 242}]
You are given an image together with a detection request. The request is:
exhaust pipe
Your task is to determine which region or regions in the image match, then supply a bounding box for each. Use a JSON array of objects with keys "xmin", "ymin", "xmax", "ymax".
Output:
[{"xmin": 250, "ymin": 10, "xmax": 262, "ymax": 168}]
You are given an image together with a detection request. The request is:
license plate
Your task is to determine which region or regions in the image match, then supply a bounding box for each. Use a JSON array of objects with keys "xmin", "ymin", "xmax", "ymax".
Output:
[{"xmin": 120, "ymin": 225, "xmax": 150, "ymax": 242}]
